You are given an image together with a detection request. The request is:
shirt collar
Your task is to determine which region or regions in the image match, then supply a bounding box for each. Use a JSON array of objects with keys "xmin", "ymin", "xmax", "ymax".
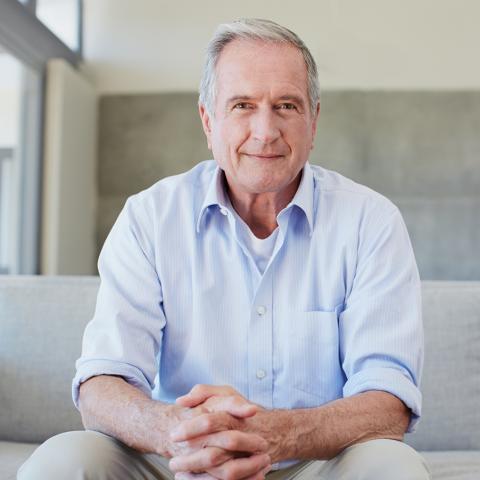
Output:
[
  {"xmin": 286, "ymin": 161, "xmax": 315, "ymax": 236},
  {"xmin": 196, "ymin": 165, "xmax": 229, "ymax": 233},
  {"xmin": 196, "ymin": 162, "xmax": 315, "ymax": 235}
]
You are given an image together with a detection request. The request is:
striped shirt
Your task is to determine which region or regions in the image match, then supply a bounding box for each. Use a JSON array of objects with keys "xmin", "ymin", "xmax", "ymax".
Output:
[{"xmin": 73, "ymin": 160, "xmax": 423, "ymax": 441}]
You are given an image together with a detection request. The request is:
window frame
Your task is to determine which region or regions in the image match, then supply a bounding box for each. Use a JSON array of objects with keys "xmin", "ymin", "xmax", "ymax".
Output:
[{"xmin": 0, "ymin": 0, "xmax": 83, "ymax": 273}]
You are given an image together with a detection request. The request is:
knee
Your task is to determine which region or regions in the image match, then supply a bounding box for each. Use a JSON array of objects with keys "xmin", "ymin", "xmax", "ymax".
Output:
[
  {"xmin": 325, "ymin": 439, "xmax": 431, "ymax": 480},
  {"xmin": 17, "ymin": 430, "xmax": 122, "ymax": 480}
]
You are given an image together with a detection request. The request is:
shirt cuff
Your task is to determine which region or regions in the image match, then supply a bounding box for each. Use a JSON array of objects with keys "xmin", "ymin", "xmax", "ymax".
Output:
[
  {"xmin": 342, "ymin": 366, "xmax": 422, "ymax": 433},
  {"xmin": 72, "ymin": 359, "xmax": 153, "ymax": 409}
]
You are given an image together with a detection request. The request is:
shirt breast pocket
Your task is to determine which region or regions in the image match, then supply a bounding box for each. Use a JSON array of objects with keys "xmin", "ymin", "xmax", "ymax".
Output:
[{"xmin": 287, "ymin": 309, "xmax": 342, "ymax": 402}]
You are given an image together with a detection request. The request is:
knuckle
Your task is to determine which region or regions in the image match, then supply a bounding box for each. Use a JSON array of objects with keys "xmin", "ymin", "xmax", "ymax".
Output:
[
  {"xmin": 202, "ymin": 414, "xmax": 215, "ymax": 431},
  {"xmin": 232, "ymin": 396, "xmax": 246, "ymax": 407},
  {"xmin": 192, "ymin": 384, "xmax": 205, "ymax": 394},
  {"xmin": 224, "ymin": 412, "xmax": 237, "ymax": 429},
  {"xmin": 225, "ymin": 465, "xmax": 240, "ymax": 480},
  {"xmin": 222, "ymin": 433, "xmax": 238, "ymax": 450},
  {"xmin": 206, "ymin": 448, "xmax": 219, "ymax": 464}
]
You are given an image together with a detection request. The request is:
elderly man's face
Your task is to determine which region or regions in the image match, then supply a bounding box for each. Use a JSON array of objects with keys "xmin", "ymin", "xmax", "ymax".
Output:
[{"xmin": 200, "ymin": 39, "xmax": 319, "ymax": 196}]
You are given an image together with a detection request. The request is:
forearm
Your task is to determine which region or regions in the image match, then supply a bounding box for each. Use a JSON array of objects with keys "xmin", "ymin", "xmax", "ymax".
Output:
[
  {"xmin": 246, "ymin": 391, "xmax": 410, "ymax": 462},
  {"xmin": 78, "ymin": 375, "xmax": 179, "ymax": 456}
]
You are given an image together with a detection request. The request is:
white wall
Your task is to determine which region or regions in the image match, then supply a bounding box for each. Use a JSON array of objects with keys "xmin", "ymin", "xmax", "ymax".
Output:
[
  {"xmin": 82, "ymin": 0, "xmax": 480, "ymax": 93},
  {"xmin": 42, "ymin": 59, "xmax": 98, "ymax": 275}
]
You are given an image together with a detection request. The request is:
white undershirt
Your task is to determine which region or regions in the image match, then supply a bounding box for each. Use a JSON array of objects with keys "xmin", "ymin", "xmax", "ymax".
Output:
[{"xmin": 229, "ymin": 206, "xmax": 279, "ymax": 275}]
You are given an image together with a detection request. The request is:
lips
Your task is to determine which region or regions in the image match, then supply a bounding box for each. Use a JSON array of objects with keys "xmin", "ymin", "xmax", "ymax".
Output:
[{"xmin": 242, "ymin": 153, "xmax": 284, "ymax": 158}]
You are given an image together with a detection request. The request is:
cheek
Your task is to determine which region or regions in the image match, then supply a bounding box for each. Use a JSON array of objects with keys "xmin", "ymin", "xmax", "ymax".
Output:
[
  {"xmin": 219, "ymin": 121, "xmax": 249, "ymax": 152},
  {"xmin": 288, "ymin": 122, "xmax": 314, "ymax": 152}
]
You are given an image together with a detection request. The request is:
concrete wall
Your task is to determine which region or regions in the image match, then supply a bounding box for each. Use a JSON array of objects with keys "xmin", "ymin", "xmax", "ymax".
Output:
[
  {"xmin": 85, "ymin": 2, "xmax": 480, "ymax": 279},
  {"xmin": 97, "ymin": 91, "xmax": 480, "ymax": 281}
]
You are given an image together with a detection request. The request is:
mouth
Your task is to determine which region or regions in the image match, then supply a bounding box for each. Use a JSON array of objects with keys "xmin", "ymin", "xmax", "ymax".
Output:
[{"xmin": 242, "ymin": 153, "xmax": 284, "ymax": 160}]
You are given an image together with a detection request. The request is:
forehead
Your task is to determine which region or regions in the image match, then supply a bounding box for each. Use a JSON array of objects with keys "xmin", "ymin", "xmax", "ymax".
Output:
[{"xmin": 214, "ymin": 39, "xmax": 309, "ymax": 101}]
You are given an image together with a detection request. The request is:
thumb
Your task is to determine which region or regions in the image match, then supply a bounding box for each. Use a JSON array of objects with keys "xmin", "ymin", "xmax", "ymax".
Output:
[
  {"xmin": 205, "ymin": 396, "xmax": 258, "ymax": 418},
  {"xmin": 175, "ymin": 390, "xmax": 212, "ymax": 408}
]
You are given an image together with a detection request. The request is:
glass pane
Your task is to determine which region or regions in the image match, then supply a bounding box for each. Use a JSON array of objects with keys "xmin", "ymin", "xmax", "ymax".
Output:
[
  {"xmin": 0, "ymin": 47, "xmax": 42, "ymax": 274},
  {"xmin": 36, "ymin": 0, "xmax": 79, "ymax": 51}
]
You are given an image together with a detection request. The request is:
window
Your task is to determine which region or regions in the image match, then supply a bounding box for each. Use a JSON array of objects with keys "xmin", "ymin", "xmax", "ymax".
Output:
[
  {"xmin": 15, "ymin": 0, "xmax": 83, "ymax": 54},
  {"xmin": 37, "ymin": 0, "xmax": 82, "ymax": 52},
  {"xmin": 0, "ymin": 0, "xmax": 83, "ymax": 274},
  {"xmin": 0, "ymin": 48, "xmax": 42, "ymax": 274}
]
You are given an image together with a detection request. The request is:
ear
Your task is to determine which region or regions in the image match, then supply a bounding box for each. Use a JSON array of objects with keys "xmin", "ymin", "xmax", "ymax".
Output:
[
  {"xmin": 310, "ymin": 102, "xmax": 320, "ymax": 150},
  {"xmin": 199, "ymin": 103, "xmax": 213, "ymax": 150}
]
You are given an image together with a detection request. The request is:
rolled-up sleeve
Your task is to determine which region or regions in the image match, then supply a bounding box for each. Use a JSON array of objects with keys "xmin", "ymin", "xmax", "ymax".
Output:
[
  {"xmin": 340, "ymin": 205, "xmax": 423, "ymax": 433},
  {"xmin": 72, "ymin": 195, "xmax": 166, "ymax": 409}
]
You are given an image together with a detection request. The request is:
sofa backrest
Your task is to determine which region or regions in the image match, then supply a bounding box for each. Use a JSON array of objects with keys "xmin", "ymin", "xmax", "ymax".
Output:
[
  {"xmin": 405, "ymin": 281, "xmax": 480, "ymax": 451},
  {"xmin": 0, "ymin": 275, "xmax": 99, "ymax": 443},
  {"xmin": 1, "ymin": 276, "xmax": 479, "ymax": 449}
]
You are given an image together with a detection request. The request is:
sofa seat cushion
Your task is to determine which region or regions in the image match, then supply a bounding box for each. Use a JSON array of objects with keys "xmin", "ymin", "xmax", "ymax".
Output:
[
  {"xmin": 0, "ymin": 441, "xmax": 38, "ymax": 480},
  {"xmin": 421, "ymin": 450, "xmax": 480, "ymax": 479},
  {"xmin": 1, "ymin": 442, "xmax": 479, "ymax": 479}
]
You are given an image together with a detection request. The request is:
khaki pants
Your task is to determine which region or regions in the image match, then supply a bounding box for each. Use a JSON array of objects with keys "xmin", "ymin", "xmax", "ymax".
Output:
[{"xmin": 17, "ymin": 430, "xmax": 431, "ymax": 480}]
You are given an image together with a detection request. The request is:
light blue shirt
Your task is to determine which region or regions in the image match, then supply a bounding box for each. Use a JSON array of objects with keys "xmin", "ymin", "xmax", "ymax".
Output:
[{"xmin": 73, "ymin": 160, "xmax": 423, "ymax": 440}]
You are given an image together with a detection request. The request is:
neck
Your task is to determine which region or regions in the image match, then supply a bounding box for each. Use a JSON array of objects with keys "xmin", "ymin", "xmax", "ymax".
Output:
[{"xmin": 224, "ymin": 171, "xmax": 302, "ymax": 239}]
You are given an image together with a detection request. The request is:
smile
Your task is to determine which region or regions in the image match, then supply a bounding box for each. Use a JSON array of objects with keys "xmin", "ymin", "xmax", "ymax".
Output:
[{"xmin": 242, "ymin": 153, "xmax": 284, "ymax": 159}]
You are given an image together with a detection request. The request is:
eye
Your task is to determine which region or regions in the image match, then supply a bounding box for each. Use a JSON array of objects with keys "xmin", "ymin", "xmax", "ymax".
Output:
[
  {"xmin": 277, "ymin": 103, "xmax": 297, "ymax": 110},
  {"xmin": 233, "ymin": 102, "xmax": 252, "ymax": 110}
]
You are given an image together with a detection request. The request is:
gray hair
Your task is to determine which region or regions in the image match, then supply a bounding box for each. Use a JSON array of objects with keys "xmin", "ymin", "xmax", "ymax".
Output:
[{"xmin": 199, "ymin": 18, "xmax": 320, "ymax": 116}]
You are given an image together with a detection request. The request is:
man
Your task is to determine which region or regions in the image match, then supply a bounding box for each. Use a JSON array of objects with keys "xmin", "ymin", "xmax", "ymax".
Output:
[{"xmin": 19, "ymin": 18, "xmax": 430, "ymax": 480}]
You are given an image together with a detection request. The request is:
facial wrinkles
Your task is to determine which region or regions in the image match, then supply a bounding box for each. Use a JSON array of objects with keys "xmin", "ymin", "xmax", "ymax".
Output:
[{"xmin": 210, "ymin": 41, "xmax": 315, "ymax": 180}]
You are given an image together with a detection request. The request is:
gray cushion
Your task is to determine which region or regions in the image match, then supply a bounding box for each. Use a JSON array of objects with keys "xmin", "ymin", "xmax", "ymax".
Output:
[
  {"xmin": 0, "ymin": 441, "xmax": 38, "ymax": 480},
  {"xmin": 2, "ymin": 442, "xmax": 479, "ymax": 480},
  {"xmin": 0, "ymin": 276, "xmax": 99, "ymax": 443},
  {"xmin": 405, "ymin": 282, "xmax": 480, "ymax": 451},
  {"xmin": 421, "ymin": 451, "xmax": 480, "ymax": 480},
  {"xmin": 2, "ymin": 276, "xmax": 480, "ymax": 453}
]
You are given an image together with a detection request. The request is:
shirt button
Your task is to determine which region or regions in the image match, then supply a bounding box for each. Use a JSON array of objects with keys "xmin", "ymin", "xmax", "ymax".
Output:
[
  {"xmin": 220, "ymin": 207, "xmax": 228, "ymax": 216},
  {"xmin": 256, "ymin": 305, "xmax": 267, "ymax": 316},
  {"xmin": 256, "ymin": 369, "xmax": 266, "ymax": 379}
]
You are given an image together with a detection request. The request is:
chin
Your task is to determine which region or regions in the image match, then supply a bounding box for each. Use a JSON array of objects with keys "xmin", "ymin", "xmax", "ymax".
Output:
[{"xmin": 242, "ymin": 178, "xmax": 287, "ymax": 194}]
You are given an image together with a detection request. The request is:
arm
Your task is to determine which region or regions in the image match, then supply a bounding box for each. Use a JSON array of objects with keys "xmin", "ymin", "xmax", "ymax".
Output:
[
  {"xmin": 171, "ymin": 388, "xmax": 409, "ymax": 465},
  {"xmin": 74, "ymin": 199, "xmax": 270, "ymax": 479},
  {"xmin": 242, "ymin": 390, "xmax": 410, "ymax": 462},
  {"xmin": 172, "ymin": 207, "xmax": 421, "ymax": 470},
  {"xmin": 78, "ymin": 375, "xmax": 179, "ymax": 456},
  {"xmin": 79, "ymin": 376, "xmax": 271, "ymax": 478}
]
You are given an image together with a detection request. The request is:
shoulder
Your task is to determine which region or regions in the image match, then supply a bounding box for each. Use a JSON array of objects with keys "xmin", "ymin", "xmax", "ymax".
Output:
[
  {"xmin": 310, "ymin": 164, "xmax": 399, "ymax": 221},
  {"xmin": 126, "ymin": 160, "xmax": 216, "ymax": 217}
]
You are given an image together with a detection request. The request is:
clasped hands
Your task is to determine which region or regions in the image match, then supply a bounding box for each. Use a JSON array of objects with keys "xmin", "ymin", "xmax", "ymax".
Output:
[{"xmin": 166, "ymin": 385, "xmax": 272, "ymax": 480}]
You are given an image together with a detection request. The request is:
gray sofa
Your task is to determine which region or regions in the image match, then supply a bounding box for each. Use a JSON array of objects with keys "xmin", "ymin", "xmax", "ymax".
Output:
[{"xmin": 1, "ymin": 275, "xmax": 479, "ymax": 479}]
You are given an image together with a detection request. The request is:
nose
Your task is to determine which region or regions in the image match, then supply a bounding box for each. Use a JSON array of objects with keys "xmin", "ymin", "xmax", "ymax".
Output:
[{"xmin": 250, "ymin": 108, "xmax": 281, "ymax": 145}]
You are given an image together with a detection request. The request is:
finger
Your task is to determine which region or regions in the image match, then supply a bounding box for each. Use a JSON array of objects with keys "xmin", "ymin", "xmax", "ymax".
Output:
[
  {"xmin": 207, "ymin": 454, "xmax": 271, "ymax": 480},
  {"xmin": 175, "ymin": 473, "xmax": 217, "ymax": 480},
  {"xmin": 242, "ymin": 465, "xmax": 273, "ymax": 480},
  {"xmin": 200, "ymin": 430, "xmax": 268, "ymax": 453},
  {"xmin": 171, "ymin": 412, "xmax": 235, "ymax": 442},
  {"xmin": 204, "ymin": 396, "xmax": 258, "ymax": 418},
  {"xmin": 176, "ymin": 384, "xmax": 236, "ymax": 407},
  {"xmin": 169, "ymin": 447, "xmax": 234, "ymax": 473}
]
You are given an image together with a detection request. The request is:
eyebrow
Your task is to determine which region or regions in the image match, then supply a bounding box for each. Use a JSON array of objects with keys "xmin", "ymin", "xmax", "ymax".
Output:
[
  {"xmin": 225, "ymin": 95, "xmax": 254, "ymax": 105},
  {"xmin": 225, "ymin": 95, "xmax": 306, "ymax": 107},
  {"xmin": 277, "ymin": 95, "xmax": 306, "ymax": 107}
]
